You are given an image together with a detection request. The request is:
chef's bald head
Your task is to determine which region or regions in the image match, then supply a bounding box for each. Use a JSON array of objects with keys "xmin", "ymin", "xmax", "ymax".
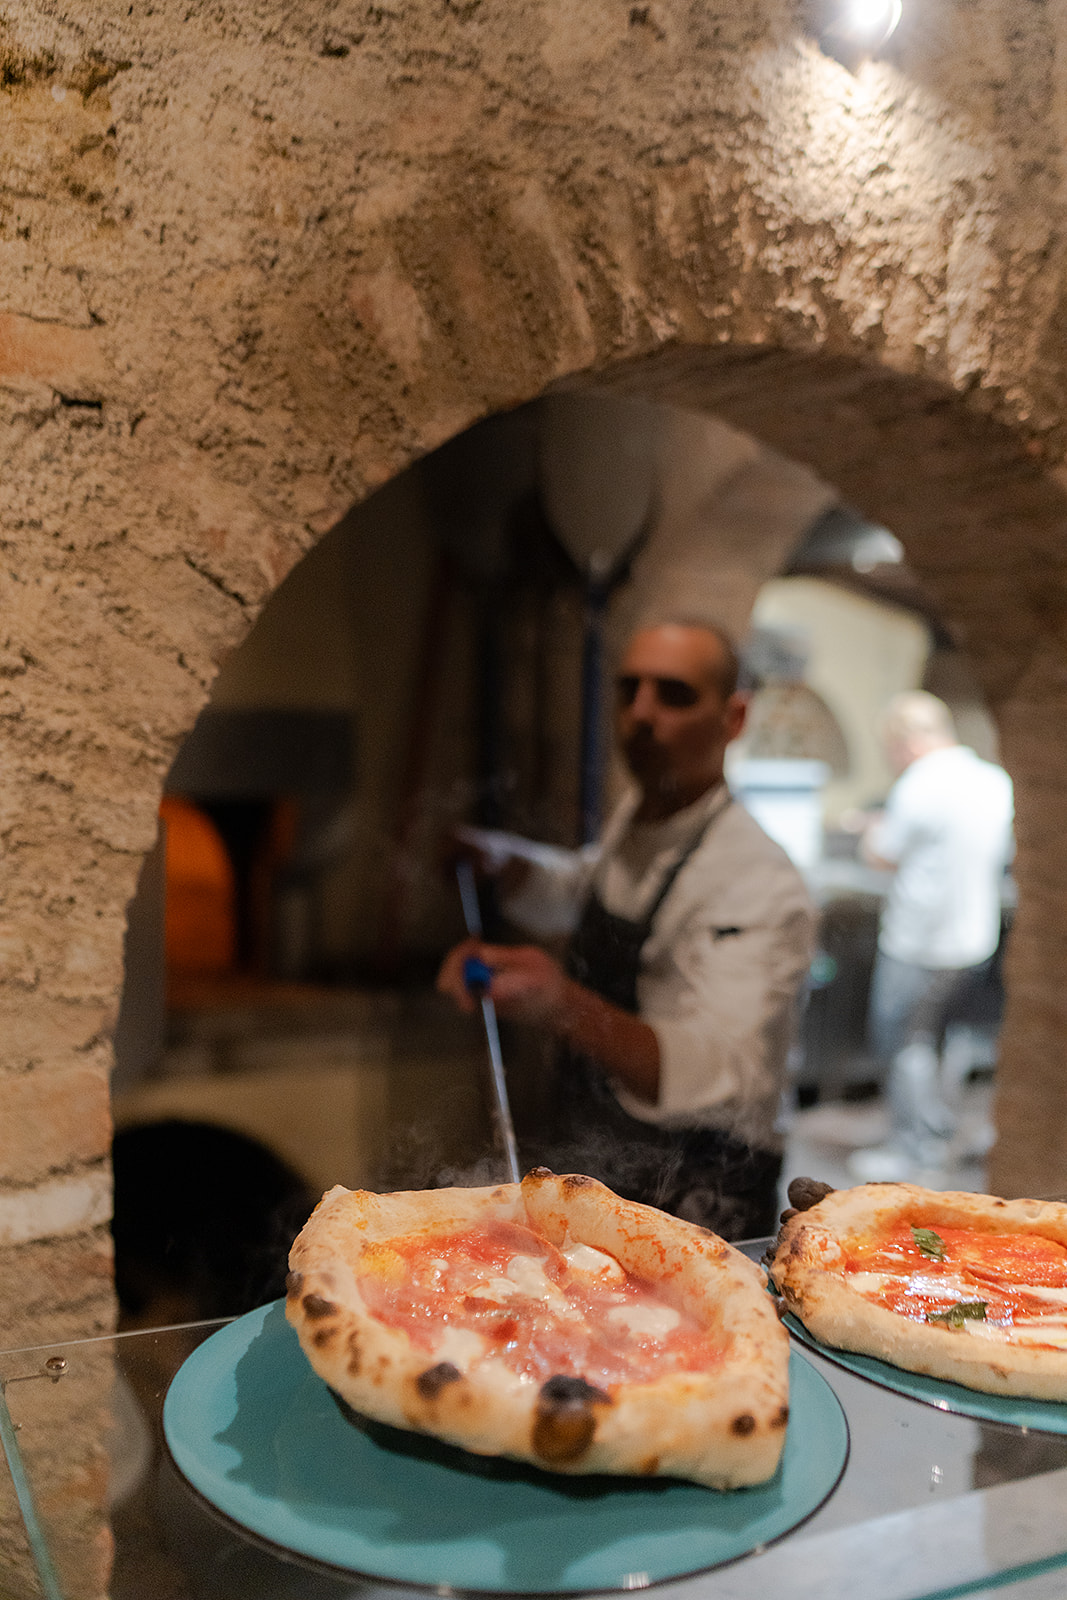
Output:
[
  {"xmin": 878, "ymin": 690, "xmax": 958, "ymax": 776},
  {"xmin": 625, "ymin": 615, "xmax": 740, "ymax": 699},
  {"xmin": 616, "ymin": 619, "xmax": 747, "ymax": 817}
]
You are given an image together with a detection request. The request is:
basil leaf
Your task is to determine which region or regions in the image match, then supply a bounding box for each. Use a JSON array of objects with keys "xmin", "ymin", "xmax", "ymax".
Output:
[
  {"xmin": 912, "ymin": 1226, "xmax": 947, "ymax": 1260},
  {"xmin": 927, "ymin": 1300, "xmax": 988, "ymax": 1329}
]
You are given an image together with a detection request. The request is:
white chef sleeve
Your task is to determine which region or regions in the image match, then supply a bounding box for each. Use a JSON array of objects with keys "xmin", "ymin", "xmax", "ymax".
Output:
[
  {"xmin": 627, "ymin": 904, "xmax": 815, "ymax": 1139},
  {"xmin": 500, "ymin": 843, "xmax": 599, "ymax": 939}
]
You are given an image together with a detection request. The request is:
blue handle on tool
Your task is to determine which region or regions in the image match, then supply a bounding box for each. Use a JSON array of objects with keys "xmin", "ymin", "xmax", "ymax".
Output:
[{"xmin": 463, "ymin": 955, "xmax": 494, "ymax": 994}]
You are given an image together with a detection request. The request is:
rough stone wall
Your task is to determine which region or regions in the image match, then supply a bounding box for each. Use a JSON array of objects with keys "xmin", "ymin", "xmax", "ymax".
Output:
[{"xmin": 4, "ymin": 0, "xmax": 1067, "ymax": 1586}]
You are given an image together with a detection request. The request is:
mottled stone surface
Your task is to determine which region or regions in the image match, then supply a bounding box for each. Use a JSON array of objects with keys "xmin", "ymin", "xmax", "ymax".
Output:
[{"xmin": 3, "ymin": 0, "xmax": 1067, "ymax": 1584}]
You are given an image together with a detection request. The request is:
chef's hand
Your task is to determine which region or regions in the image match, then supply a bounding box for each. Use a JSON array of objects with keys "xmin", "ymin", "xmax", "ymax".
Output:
[
  {"xmin": 436, "ymin": 940, "xmax": 566, "ymax": 1024},
  {"xmin": 436, "ymin": 940, "xmax": 661, "ymax": 1102}
]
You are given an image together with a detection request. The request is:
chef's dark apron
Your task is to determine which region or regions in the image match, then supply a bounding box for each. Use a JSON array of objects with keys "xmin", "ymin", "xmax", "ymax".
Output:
[{"xmin": 548, "ymin": 796, "xmax": 782, "ymax": 1241}]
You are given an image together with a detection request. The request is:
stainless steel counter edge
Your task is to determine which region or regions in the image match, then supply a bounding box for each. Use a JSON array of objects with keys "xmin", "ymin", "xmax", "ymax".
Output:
[{"xmin": 647, "ymin": 1463, "xmax": 1067, "ymax": 1600}]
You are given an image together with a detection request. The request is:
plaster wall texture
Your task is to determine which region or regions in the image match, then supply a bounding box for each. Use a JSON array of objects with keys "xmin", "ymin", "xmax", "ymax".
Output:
[{"xmin": 4, "ymin": 0, "xmax": 1067, "ymax": 1586}]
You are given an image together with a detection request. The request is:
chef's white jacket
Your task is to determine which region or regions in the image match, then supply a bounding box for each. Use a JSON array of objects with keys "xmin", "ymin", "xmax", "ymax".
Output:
[{"xmin": 503, "ymin": 784, "xmax": 816, "ymax": 1152}]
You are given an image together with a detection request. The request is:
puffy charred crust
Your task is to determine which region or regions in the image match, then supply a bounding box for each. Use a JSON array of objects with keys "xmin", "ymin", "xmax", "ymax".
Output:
[
  {"xmin": 772, "ymin": 1404, "xmax": 790, "ymax": 1428},
  {"xmin": 415, "ymin": 1361, "xmax": 462, "ymax": 1400},
  {"xmin": 526, "ymin": 1166, "xmax": 554, "ymax": 1180},
  {"xmin": 770, "ymin": 1182, "xmax": 836, "ymax": 1267},
  {"xmin": 563, "ymin": 1174, "xmax": 595, "ymax": 1189},
  {"xmin": 302, "ymin": 1292, "xmax": 338, "ymax": 1319},
  {"xmin": 346, "ymin": 1330, "xmax": 361, "ymax": 1376},
  {"xmin": 532, "ymin": 1374, "xmax": 612, "ymax": 1464},
  {"xmin": 787, "ymin": 1177, "xmax": 836, "ymax": 1212},
  {"xmin": 285, "ymin": 1271, "xmax": 304, "ymax": 1297},
  {"xmin": 541, "ymin": 1374, "xmax": 611, "ymax": 1405},
  {"xmin": 774, "ymin": 1229, "xmax": 809, "ymax": 1274},
  {"xmin": 730, "ymin": 1412, "xmax": 756, "ymax": 1436}
]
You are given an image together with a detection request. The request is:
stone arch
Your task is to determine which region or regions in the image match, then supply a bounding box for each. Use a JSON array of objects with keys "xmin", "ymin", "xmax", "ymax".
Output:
[
  {"xmin": 4, "ymin": 0, "xmax": 1067, "ymax": 1337},
  {"xmin": 7, "ymin": 7, "xmax": 1067, "ymax": 1585}
]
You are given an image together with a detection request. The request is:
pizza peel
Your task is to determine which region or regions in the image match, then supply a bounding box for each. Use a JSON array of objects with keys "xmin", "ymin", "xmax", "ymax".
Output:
[{"xmin": 456, "ymin": 858, "xmax": 522, "ymax": 1183}]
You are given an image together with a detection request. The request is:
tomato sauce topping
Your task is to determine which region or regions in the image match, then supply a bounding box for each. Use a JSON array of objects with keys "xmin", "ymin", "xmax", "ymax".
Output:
[
  {"xmin": 844, "ymin": 1223, "xmax": 1067, "ymax": 1327},
  {"xmin": 355, "ymin": 1218, "xmax": 726, "ymax": 1386}
]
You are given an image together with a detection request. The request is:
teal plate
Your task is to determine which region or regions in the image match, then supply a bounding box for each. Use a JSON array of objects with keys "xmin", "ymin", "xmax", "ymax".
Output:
[
  {"xmin": 783, "ymin": 1313, "xmax": 1067, "ymax": 1435},
  {"xmin": 163, "ymin": 1300, "xmax": 848, "ymax": 1594}
]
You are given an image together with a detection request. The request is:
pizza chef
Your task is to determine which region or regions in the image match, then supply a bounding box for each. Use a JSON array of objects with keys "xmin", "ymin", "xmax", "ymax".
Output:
[{"xmin": 436, "ymin": 618, "xmax": 816, "ymax": 1241}]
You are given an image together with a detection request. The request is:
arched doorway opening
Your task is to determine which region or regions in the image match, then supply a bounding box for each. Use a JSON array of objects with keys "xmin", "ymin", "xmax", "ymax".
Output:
[{"xmin": 111, "ymin": 377, "xmax": 1031, "ymax": 1335}]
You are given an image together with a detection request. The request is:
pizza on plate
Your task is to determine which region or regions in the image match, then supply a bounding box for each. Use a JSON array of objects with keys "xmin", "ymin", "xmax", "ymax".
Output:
[
  {"xmin": 769, "ymin": 1181, "xmax": 1067, "ymax": 1401},
  {"xmin": 286, "ymin": 1167, "xmax": 790, "ymax": 1489}
]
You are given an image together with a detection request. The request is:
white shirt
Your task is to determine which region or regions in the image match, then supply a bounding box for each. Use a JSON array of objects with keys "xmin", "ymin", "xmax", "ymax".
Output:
[
  {"xmin": 503, "ymin": 785, "xmax": 817, "ymax": 1151},
  {"xmin": 871, "ymin": 745, "xmax": 1014, "ymax": 969}
]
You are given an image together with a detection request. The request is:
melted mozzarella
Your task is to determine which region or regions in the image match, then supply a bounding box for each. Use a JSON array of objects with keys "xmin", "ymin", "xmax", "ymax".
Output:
[
  {"xmin": 848, "ymin": 1272, "xmax": 890, "ymax": 1295},
  {"xmin": 436, "ymin": 1326, "xmax": 487, "ymax": 1365},
  {"xmin": 455, "ymin": 1253, "xmax": 571, "ymax": 1310},
  {"xmin": 562, "ymin": 1242, "xmax": 626, "ymax": 1286},
  {"xmin": 607, "ymin": 1301, "xmax": 681, "ymax": 1339},
  {"xmin": 911, "ymin": 1271, "xmax": 975, "ymax": 1300},
  {"xmin": 852, "ymin": 1269, "xmax": 975, "ymax": 1302},
  {"xmin": 504, "ymin": 1254, "xmax": 556, "ymax": 1297},
  {"xmin": 963, "ymin": 1318, "xmax": 1067, "ymax": 1349},
  {"xmin": 471, "ymin": 1274, "xmax": 528, "ymax": 1301},
  {"xmin": 1013, "ymin": 1285, "xmax": 1067, "ymax": 1306}
]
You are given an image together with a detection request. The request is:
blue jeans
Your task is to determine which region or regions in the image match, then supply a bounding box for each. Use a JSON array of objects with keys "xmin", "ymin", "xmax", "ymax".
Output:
[{"xmin": 866, "ymin": 952, "xmax": 991, "ymax": 1149}]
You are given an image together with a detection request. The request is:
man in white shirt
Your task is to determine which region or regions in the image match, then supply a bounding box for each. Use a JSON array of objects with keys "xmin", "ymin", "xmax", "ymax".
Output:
[
  {"xmin": 850, "ymin": 692, "xmax": 1014, "ymax": 1181},
  {"xmin": 437, "ymin": 620, "xmax": 816, "ymax": 1239}
]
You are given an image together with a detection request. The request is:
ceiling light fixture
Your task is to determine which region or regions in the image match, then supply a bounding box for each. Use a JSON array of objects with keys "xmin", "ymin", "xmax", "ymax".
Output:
[{"xmin": 817, "ymin": 0, "xmax": 903, "ymax": 63}]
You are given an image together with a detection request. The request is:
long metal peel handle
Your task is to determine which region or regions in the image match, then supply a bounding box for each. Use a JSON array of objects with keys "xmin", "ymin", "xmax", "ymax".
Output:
[
  {"xmin": 456, "ymin": 863, "xmax": 522, "ymax": 1184},
  {"xmin": 456, "ymin": 857, "xmax": 484, "ymax": 938},
  {"xmin": 476, "ymin": 993, "xmax": 522, "ymax": 1185}
]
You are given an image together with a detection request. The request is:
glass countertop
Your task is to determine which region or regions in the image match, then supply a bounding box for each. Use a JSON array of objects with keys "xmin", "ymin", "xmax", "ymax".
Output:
[{"xmin": 2, "ymin": 1241, "xmax": 1066, "ymax": 1600}]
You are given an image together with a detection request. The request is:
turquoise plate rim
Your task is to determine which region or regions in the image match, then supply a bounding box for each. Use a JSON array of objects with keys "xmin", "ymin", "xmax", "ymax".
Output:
[
  {"xmin": 163, "ymin": 1300, "xmax": 849, "ymax": 1595},
  {"xmin": 782, "ymin": 1312, "xmax": 1067, "ymax": 1435}
]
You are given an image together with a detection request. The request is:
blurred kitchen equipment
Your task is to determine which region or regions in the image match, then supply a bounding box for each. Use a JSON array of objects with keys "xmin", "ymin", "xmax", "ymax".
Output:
[{"xmin": 538, "ymin": 393, "xmax": 663, "ymax": 843}]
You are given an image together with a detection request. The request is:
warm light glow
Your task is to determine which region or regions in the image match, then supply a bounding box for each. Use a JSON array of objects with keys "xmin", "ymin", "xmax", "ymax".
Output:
[{"xmin": 833, "ymin": 0, "xmax": 903, "ymax": 49}]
